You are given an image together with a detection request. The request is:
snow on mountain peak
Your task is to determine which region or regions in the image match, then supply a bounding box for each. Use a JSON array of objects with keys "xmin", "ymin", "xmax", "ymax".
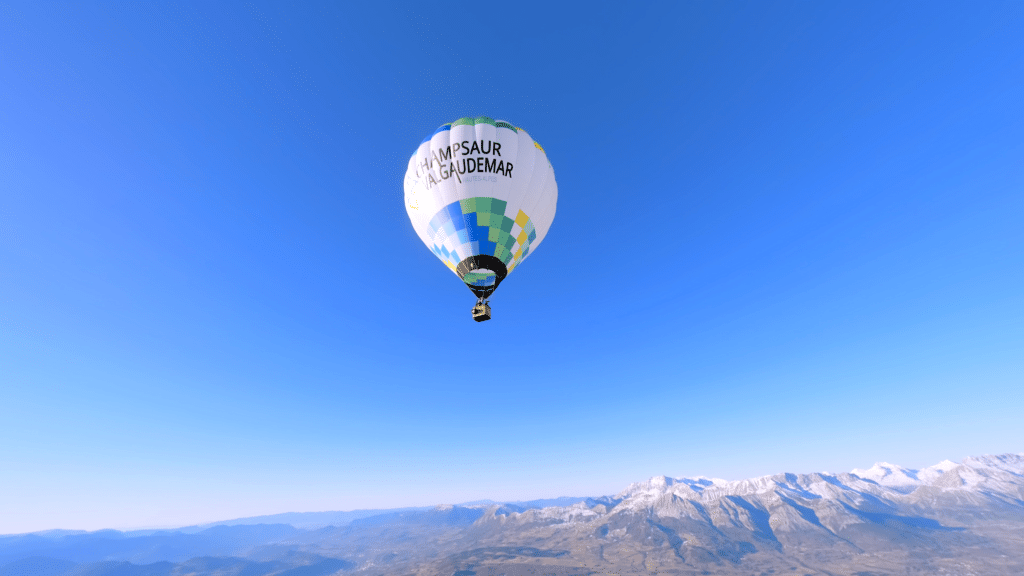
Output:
[
  {"xmin": 918, "ymin": 459, "xmax": 959, "ymax": 483},
  {"xmin": 468, "ymin": 452, "xmax": 1024, "ymax": 548},
  {"xmin": 851, "ymin": 462, "xmax": 920, "ymax": 486},
  {"xmin": 602, "ymin": 454, "xmax": 1024, "ymax": 519},
  {"xmin": 619, "ymin": 475, "xmax": 725, "ymax": 497},
  {"xmin": 650, "ymin": 475, "xmax": 672, "ymax": 487},
  {"xmin": 963, "ymin": 453, "xmax": 1024, "ymax": 474}
]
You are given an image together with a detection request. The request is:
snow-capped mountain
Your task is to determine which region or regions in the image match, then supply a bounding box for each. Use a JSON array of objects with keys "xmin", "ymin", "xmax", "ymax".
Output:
[
  {"xmin": 3, "ymin": 454, "xmax": 1022, "ymax": 576},
  {"xmin": 494, "ymin": 452, "xmax": 1023, "ymax": 527},
  {"xmin": 463, "ymin": 453, "xmax": 1024, "ymax": 575}
]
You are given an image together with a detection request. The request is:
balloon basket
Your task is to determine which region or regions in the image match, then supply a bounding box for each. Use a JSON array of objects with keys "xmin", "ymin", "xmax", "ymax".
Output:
[{"xmin": 472, "ymin": 301, "xmax": 491, "ymax": 322}]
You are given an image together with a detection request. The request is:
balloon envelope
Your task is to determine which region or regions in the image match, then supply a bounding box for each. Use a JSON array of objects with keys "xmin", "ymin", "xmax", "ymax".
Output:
[{"xmin": 404, "ymin": 116, "xmax": 557, "ymax": 297}]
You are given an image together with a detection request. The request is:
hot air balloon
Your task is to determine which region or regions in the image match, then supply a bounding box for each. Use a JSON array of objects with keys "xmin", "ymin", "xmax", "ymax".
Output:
[{"xmin": 404, "ymin": 116, "xmax": 557, "ymax": 321}]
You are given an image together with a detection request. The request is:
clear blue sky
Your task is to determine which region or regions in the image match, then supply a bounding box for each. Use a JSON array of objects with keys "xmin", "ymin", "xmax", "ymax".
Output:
[{"xmin": 1, "ymin": 1, "xmax": 1022, "ymax": 533}]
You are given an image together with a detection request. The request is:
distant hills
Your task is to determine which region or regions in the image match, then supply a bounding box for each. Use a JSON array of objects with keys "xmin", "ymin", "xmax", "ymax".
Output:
[
  {"xmin": 182, "ymin": 497, "xmax": 591, "ymax": 531},
  {"xmin": 2, "ymin": 454, "xmax": 1022, "ymax": 575}
]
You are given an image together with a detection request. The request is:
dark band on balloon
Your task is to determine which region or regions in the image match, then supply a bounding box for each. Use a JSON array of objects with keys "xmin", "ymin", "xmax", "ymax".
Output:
[{"xmin": 456, "ymin": 255, "xmax": 508, "ymax": 298}]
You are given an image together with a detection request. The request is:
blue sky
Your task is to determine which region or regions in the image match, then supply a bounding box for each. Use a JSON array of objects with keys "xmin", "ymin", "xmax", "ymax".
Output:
[{"xmin": 1, "ymin": 1, "xmax": 1022, "ymax": 533}]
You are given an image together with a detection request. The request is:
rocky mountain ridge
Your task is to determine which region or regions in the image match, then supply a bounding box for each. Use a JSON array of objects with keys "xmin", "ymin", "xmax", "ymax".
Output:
[{"xmin": 445, "ymin": 453, "xmax": 1024, "ymax": 574}]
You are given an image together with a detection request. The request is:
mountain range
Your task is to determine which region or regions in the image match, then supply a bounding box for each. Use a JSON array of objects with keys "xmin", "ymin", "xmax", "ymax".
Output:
[{"xmin": 3, "ymin": 453, "xmax": 1022, "ymax": 575}]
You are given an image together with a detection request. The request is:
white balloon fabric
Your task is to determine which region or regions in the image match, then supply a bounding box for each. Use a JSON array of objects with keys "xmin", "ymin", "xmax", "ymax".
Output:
[{"xmin": 404, "ymin": 116, "xmax": 557, "ymax": 298}]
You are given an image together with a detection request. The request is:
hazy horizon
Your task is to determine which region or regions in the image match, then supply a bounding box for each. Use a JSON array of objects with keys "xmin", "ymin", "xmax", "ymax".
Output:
[{"xmin": 5, "ymin": 452, "xmax": 1021, "ymax": 535}]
